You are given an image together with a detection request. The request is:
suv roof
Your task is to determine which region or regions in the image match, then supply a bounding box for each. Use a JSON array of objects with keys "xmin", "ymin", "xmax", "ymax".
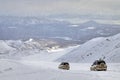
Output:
[
  {"xmin": 93, "ymin": 60, "xmax": 106, "ymax": 65},
  {"xmin": 61, "ymin": 62, "xmax": 69, "ymax": 65}
]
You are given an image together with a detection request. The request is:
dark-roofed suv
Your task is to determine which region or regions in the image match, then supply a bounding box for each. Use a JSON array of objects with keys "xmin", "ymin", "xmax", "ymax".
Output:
[
  {"xmin": 90, "ymin": 59, "xmax": 107, "ymax": 71},
  {"xmin": 58, "ymin": 62, "xmax": 70, "ymax": 70}
]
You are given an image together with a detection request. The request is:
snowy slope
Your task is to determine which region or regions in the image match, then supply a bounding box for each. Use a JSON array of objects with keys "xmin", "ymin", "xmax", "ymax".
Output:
[
  {"xmin": 57, "ymin": 33, "xmax": 120, "ymax": 63},
  {"xmin": 0, "ymin": 40, "xmax": 15, "ymax": 54}
]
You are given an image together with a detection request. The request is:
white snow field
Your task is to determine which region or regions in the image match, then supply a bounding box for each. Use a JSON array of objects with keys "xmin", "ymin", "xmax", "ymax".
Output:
[
  {"xmin": 0, "ymin": 33, "xmax": 120, "ymax": 80},
  {"xmin": 0, "ymin": 59, "xmax": 120, "ymax": 80}
]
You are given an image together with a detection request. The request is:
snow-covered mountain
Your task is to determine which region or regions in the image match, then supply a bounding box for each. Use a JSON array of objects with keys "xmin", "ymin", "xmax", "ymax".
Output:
[
  {"xmin": 57, "ymin": 33, "xmax": 120, "ymax": 63},
  {"xmin": 1, "ymin": 33, "xmax": 120, "ymax": 62},
  {"xmin": 0, "ymin": 38, "xmax": 78, "ymax": 58}
]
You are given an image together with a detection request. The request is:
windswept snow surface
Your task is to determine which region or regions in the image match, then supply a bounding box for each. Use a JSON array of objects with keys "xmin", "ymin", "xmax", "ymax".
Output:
[
  {"xmin": 57, "ymin": 33, "xmax": 120, "ymax": 63},
  {"xmin": 0, "ymin": 59, "xmax": 120, "ymax": 80}
]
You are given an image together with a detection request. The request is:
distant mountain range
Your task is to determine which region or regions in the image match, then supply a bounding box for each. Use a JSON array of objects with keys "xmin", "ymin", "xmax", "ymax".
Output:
[{"xmin": 0, "ymin": 16, "xmax": 120, "ymax": 44}]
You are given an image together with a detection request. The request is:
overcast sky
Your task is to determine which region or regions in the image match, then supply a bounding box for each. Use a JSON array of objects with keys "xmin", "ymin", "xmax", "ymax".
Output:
[{"xmin": 0, "ymin": 0, "xmax": 120, "ymax": 19}]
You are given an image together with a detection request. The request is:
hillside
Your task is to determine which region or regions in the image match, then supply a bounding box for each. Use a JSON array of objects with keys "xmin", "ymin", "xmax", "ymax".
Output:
[{"xmin": 57, "ymin": 33, "xmax": 120, "ymax": 63}]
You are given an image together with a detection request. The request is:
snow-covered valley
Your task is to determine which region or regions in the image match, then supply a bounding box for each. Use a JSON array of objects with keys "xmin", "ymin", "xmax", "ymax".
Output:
[{"xmin": 0, "ymin": 33, "xmax": 120, "ymax": 80}]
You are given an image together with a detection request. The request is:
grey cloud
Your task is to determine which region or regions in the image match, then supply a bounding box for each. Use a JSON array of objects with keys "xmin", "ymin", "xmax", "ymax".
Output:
[{"xmin": 0, "ymin": 0, "xmax": 119, "ymax": 18}]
